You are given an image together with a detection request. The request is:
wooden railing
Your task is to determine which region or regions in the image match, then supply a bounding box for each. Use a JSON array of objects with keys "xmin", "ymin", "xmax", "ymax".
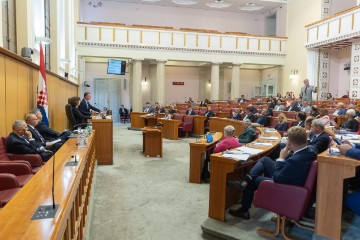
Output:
[{"xmin": 0, "ymin": 133, "xmax": 96, "ymax": 239}]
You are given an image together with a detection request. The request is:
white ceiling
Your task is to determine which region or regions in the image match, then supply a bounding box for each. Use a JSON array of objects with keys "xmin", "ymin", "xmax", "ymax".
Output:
[{"xmin": 99, "ymin": 0, "xmax": 287, "ymax": 14}]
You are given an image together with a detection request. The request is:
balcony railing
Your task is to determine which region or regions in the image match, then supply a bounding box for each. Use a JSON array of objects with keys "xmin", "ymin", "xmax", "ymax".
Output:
[
  {"xmin": 77, "ymin": 22, "xmax": 287, "ymax": 56},
  {"xmin": 305, "ymin": 6, "xmax": 360, "ymax": 49}
]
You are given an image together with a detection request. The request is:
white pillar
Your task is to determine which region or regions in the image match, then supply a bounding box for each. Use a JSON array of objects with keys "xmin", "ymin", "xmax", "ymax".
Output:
[
  {"xmin": 319, "ymin": 50, "xmax": 330, "ymax": 100},
  {"xmin": 231, "ymin": 64, "xmax": 241, "ymax": 100},
  {"xmin": 132, "ymin": 59, "xmax": 143, "ymax": 112},
  {"xmin": 149, "ymin": 64, "xmax": 157, "ymax": 104},
  {"xmin": 321, "ymin": 0, "xmax": 332, "ymax": 19},
  {"xmin": 16, "ymin": 0, "xmax": 33, "ymax": 54},
  {"xmin": 78, "ymin": 57, "xmax": 85, "ymax": 97},
  {"xmin": 210, "ymin": 63, "xmax": 221, "ymax": 101},
  {"xmin": 128, "ymin": 63, "xmax": 133, "ymax": 109},
  {"xmin": 156, "ymin": 60, "xmax": 166, "ymax": 104},
  {"xmin": 357, "ymin": 0, "xmax": 360, "ymax": 6},
  {"xmin": 306, "ymin": 49, "xmax": 319, "ymax": 87},
  {"xmin": 50, "ymin": 0, "xmax": 59, "ymax": 73},
  {"xmin": 350, "ymin": 41, "xmax": 360, "ymax": 99}
]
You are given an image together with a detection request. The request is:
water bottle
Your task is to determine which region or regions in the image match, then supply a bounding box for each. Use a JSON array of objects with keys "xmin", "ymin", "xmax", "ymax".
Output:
[{"xmin": 87, "ymin": 122, "xmax": 92, "ymax": 135}]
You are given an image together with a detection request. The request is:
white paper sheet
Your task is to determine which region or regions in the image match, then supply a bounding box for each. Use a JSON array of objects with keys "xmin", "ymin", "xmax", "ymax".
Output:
[
  {"xmin": 222, "ymin": 154, "xmax": 250, "ymax": 161},
  {"xmin": 252, "ymin": 142, "xmax": 273, "ymax": 147},
  {"xmin": 260, "ymin": 136, "xmax": 279, "ymax": 140},
  {"xmin": 234, "ymin": 146, "xmax": 264, "ymax": 154}
]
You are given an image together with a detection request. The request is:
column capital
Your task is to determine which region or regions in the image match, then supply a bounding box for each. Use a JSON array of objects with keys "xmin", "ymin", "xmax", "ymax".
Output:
[
  {"xmin": 156, "ymin": 59, "xmax": 167, "ymax": 63},
  {"xmin": 131, "ymin": 58, "xmax": 144, "ymax": 62},
  {"xmin": 232, "ymin": 63, "xmax": 241, "ymax": 67},
  {"xmin": 211, "ymin": 62, "xmax": 222, "ymax": 65}
]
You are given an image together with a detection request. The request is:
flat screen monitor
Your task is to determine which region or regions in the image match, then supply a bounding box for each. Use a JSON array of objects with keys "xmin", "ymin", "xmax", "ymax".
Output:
[{"xmin": 107, "ymin": 59, "xmax": 126, "ymax": 75}]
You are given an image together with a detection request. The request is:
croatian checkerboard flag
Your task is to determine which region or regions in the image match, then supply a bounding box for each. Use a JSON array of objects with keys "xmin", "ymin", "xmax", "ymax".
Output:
[{"xmin": 37, "ymin": 43, "xmax": 49, "ymax": 126}]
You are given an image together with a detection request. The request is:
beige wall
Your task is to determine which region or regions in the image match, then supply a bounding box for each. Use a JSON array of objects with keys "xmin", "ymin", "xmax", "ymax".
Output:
[{"xmin": 283, "ymin": 0, "xmax": 321, "ymax": 97}]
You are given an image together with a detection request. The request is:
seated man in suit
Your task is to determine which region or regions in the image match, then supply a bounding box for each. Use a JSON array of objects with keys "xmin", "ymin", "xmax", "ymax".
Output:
[
  {"xmin": 293, "ymin": 112, "xmax": 306, "ymax": 128},
  {"xmin": 255, "ymin": 108, "xmax": 270, "ymax": 127},
  {"xmin": 238, "ymin": 119, "xmax": 256, "ymax": 144},
  {"xmin": 143, "ymin": 102, "xmax": 154, "ymax": 113},
  {"xmin": 78, "ymin": 92, "xmax": 101, "ymax": 117},
  {"xmin": 7, "ymin": 120, "xmax": 53, "ymax": 162},
  {"xmin": 242, "ymin": 107, "xmax": 255, "ymax": 123},
  {"xmin": 300, "ymin": 100, "xmax": 311, "ymax": 113},
  {"xmin": 230, "ymin": 108, "xmax": 242, "ymax": 120},
  {"xmin": 308, "ymin": 119, "xmax": 330, "ymax": 154},
  {"xmin": 338, "ymin": 140, "xmax": 360, "ymax": 189},
  {"xmin": 25, "ymin": 114, "xmax": 63, "ymax": 153},
  {"xmin": 274, "ymin": 99, "xmax": 285, "ymax": 111},
  {"xmin": 227, "ymin": 126, "xmax": 317, "ymax": 219},
  {"xmin": 237, "ymin": 95, "xmax": 247, "ymax": 103},
  {"xmin": 185, "ymin": 106, "xmax": 196, "ymax": 115},
  {"xmin": 30, "ymin": 108, "xmax": 71, "ymax": 142},
  {"xmin": 332, "ymin": 102, "xmax": 346, "ymax": 115},
  {"xmin": 119, "ymin": 104, "xmax": 129, "ymax": 123},
  {"xmin": 169, "ymin": 105, "xmax": 177, "ymax": 114},
  {"xmin": 285, "ymin": 100, "xmax": 300, "ymax": 112}
]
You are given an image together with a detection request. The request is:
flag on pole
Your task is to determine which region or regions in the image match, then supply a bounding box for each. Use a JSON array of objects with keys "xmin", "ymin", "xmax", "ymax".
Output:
[{"xmin": 37, "ymin": 43, "xmax": 49, "ymax": 126}]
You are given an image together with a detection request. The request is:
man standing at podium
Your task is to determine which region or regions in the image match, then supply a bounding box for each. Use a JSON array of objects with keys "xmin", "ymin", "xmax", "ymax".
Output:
[{"xmin": 79, "ymin": 92, "xmax": 100, "ymax": 117}]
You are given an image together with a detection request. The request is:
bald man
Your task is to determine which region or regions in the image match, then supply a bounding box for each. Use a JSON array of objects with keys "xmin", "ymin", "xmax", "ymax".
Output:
[{"xmin": 300, "ymin": 79, "xmax": 317, "ymax": 104}]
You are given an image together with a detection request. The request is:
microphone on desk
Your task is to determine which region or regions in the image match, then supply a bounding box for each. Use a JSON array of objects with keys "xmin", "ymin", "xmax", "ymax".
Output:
[
  {"xmin": 71, "ymin": 154, "xmax": 77, "ymax": 163},
  {"xmin": 52, "ymin": 154, "xmax": 56, "ymax": 209},
  {"xmin": 94, "ymin": 102, "xmax": 108, "ymax": 111}
]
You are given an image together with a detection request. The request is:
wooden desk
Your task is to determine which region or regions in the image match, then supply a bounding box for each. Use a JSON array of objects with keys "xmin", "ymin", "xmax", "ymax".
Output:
[
  {"xmin": 131, "ymin": 112, "xmax": 146, "ymax": 128},
  {"xmin": 156, "ymin": 119, "xmax": 181, "ymax": 140},
  {"xmin": 193, "ymin": 116, "xmax": 207, "ymax": 135},
  {"xmin": 142, "ymin": 127, "xmax": 163, "ymax": 157},
  {"xmin": 216, "ymin": 112, "xmax": 230, "ymax": 118},
  {"xmin": 208, "ymin": 129, "xmax": 281, "ymax": 221},
  {"xmin": 189, "ymin": 132, "xmax": 223, "ymax": 184},
  {"xmin": 315, "ymin": 150, "xmax": 360, "ymax": 240},
  {"xmin": 0, "ymin": 133, "xmax": 96, "ymax": 239},
  {"xmin": 92, "ymin": 118, "xmax": 113, "ymax": 165},
  {"xmin": 209, "ymin": 117, "xmax": 244, "ymax": 139},
  {"xmin": 140, "ymin": 114, "xmax": 157, "ymax": 127}
]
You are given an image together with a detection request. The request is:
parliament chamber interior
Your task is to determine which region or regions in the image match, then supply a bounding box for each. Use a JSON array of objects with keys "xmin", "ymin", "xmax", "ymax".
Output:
[{"xmin": 1, "ymin": 0, "xmax": 360, "ymax": 239}]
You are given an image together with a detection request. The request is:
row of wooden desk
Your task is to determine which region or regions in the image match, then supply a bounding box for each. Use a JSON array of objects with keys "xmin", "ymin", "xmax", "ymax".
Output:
[{"xmin": 0, "ymin": 132, "xmax": 96, "ymax": 239}]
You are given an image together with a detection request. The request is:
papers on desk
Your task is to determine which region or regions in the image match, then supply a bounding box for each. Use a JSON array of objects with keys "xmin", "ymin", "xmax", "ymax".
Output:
[
  {"xmin": 261, "ymin": 136, "xmax": 278, "ymax": 141},
  {"xmin": 329, "ymin": 148, "xmax": 340, "ymax": 153},
  {"xmin": 252, "ymin": 142, "xmax": 273, "ymax": 147},
  {"xmin": 222, "ymin": 146, "xmax": 264, "ymax": 161},
  {"xmin": 335, "ymin": 134, "xmax": 360, "ymax": 140},
  {"xmin": 264, "ymin": 128, "xmax": 277, "ymax": 133}
]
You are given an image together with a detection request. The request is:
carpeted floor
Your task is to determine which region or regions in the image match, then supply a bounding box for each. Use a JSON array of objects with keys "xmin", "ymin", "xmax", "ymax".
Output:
[{"xmin": 89, "ymin": 123, "xmax": 360, "ymax": 240}]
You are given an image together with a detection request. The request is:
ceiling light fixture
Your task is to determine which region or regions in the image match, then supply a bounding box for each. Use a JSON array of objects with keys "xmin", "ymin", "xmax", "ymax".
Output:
[
  {"xmin": 206, "ymin": 0, "xmax": 232, "ymax": 8},
  {"xmin": 239, "ymin": 3, "xmax": 264, "ymax": 11},
  {"xmin": 172, "ymin": 0, "xmax": 198, "ymax": 5}
]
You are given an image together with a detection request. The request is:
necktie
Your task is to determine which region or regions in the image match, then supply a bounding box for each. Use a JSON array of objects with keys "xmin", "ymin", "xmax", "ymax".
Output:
[
  {"xmin": 310, "ymin": 134, "xmax": 316, "ymax": 143},
  {"xmin": 22, "ymin": 136, "xmax": 30, "ymax": 144},
  {"xmin": 33, "ymin": 127, "xmax": 45, "ymax": 143},
  {"xmin": 86, "ymin": 101, "xmax": 89, "ymax": 109},
  {"xmin": 305, "ymin": 86, "xmax": 307, "ymax": 94}
]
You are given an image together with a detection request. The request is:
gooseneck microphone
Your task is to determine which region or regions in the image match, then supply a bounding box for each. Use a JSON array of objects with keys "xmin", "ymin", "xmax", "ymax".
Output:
[{"xmin": 52, "ymin": 154, "xmax": 55, "ymax": 209}]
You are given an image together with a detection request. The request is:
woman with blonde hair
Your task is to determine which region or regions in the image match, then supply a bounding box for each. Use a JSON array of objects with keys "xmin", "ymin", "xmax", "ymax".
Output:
[{"xmin": 275, "ymin": 113, "xmax": 289, "ymax": 132}]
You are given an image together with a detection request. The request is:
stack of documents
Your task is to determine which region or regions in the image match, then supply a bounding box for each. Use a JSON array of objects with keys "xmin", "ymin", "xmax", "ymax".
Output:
[
  {"xmin": 222, "ymin": 146, "xmax": 264, "ymax": 161},
  {"xmin": 252, "ymin": 142, "xmax": 273, "ymax": 147},
  {"xmin": 261, "ymin": 136, "xmax": 278, "ymax": 141}
]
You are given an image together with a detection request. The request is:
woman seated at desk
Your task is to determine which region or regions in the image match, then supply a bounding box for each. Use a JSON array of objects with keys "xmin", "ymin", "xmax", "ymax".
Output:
[
  {"xmin": 70, "ymin": 97, "xmax": 92, "ymax": 124},
  {"xmin": 340, "ymin": 109, "xmax": 359, "ymax": 132},
  {"xmin": 274, "ymin": 113, "xmax": 289, "ymax": 132},
  {"xmin": 201, "ymin": 125, "xmax": 240, "ymax": 182},
  {"xmin": 162, "ymin": 109, "xmax": 172, "ymax": 120}
]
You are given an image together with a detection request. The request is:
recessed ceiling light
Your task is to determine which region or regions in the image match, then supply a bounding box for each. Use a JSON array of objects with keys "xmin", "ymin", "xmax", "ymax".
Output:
[
  {"xmin": 142, "ymin": 0, "xmax": 162, "ymax": 2},
  {"xmin": 172, "ymin": 0, "xmax": 198, "ymax": 5},
  {"xmin": 206, "ymin": 0, "xmax": 232, "ymax": 8},
  {"xmin": 239, "ymin": 3, "xmax": 264, "ymax": 11}
]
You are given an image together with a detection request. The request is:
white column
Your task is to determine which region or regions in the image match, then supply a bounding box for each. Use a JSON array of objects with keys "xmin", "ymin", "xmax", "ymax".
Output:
[
  {"xmin": 50, "ymin": 0, "xmax": 59, "ymax": 73},
  {"xmin": 319, "ymin": 50, "xmax": 330, "ymax": 100},
  {"xmin": 15, "ymin": 0, "xmax": 33, "ymax": 54},
  {"xmin": 321, "ymin": 0, "xmax": 332, "ymax": 19},
  {"xmin": 199, "ymin": 68, "xmax": 207, "ymax": 100},
  {"xmin": 231, "ymin": 64, "xmax": 241, "ymax": 100},
  {"xmin": 306, "ymin": 49, "xmax": 319, "ymax": 87},
  {"xmin": 357, "ymin": 0, "xmax": 360, "ymax": 6},
  {"xmin": 350, "ymin": 41, "xmax": 360, "ymax": 99},
  {"xmin": 219, "ymin": 68, "xmax": 225, "ymax": 100},
  {"xmin": 149, "ymin": 64, "xmax": 157, "ymax": 104},
  {"xmin": 128, "ymin": 63, "xmax": 133, "ymax": 109},
  {"xmin": 132, "ymin": 59, "xmax": 143, "ymax": 112},
  {"xmin": 156, "ymin": 60, "xmax": 166, "ymax": 104},
  {"xmin": 210, "ymin": 63, "xmax": 221, "ymax": 101},
  {"xmin": 78, "ymin": 57, "xmax": 85, "ymax": 97}
]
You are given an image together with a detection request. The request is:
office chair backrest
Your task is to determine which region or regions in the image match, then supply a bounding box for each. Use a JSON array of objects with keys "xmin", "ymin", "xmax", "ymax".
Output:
[{"xmin": 65, "ymin": 104, "xmax": 76, "ymax": 129}]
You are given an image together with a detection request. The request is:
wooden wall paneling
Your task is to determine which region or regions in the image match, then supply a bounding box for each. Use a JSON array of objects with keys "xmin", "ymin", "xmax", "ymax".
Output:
[
  {"xmin": 5, "ymin": 58, "xmax": 18, "ymax": 134},
  {"xmin": 17, "ymin": 63, "xmax": 31, "ymax": 120},
  {"xmin": 0, "ymin": 54, "xmax": 6, "ymax": 136}
]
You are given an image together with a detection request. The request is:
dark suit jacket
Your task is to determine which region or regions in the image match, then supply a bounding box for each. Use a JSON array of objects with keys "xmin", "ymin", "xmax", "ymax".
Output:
[
  {"xmin": 72, "ymin": 106, "xmax": 91, "ymax": 124},
  {"xmin": 169, "ymin": 109, "xmax": 177, "ymax": 114},
  {"xmin": 308, "ymin": 131, "xmax": 330, "ymax": 154},
  {"xmin": 35, "ymin": 121, "xmax": 60, "ymax": 141},
  {"xmin": 143, "ymin": 106, "xmax": 154, "ymax": 113},
  {"xmin": 79, "ymin": 99, "xmax": 100, "ymax": 116},
  {"xmin": 7, "ymin": 132, "xmax": 44, "ymax": 155},
  {"xmin": 275, "ymin": 122, "xmax": 289, "ymax": 132},
  {"xmin": 346, "ymin": 143, "xmax": 360, "ymax": 160},
  {"xmin": 27, "ymin": 125, "xmax": 46, "ymax": 146},
  {"xmin": 256, "ymin": 115, "xmax": 270, "ymax": 127},
  {"xmin": 205, "ymin": 111, "xmax": 215, "ymax": 118},
  {"xmin": 231, "ymin": 113, "xmax": 242, "ymax": 120},
  {"xmin": 238, "ymin": 126, "xmax": 256, "ymax": 143},
  {"xmin": 273, "ymin": 147, "xmax": 317, "ymax": 186},
  {"xmin": 186, "ymin": 110, "xmax": 196, "ymax": 115},
  {"xmin": 341, "ymin": 119, "xmax": 359, "ymax": 132},
  {"xmin": 285, "ymin": 105, "xmax": 300, "ymax": 112},
  {"xmin": 243, "ymin": 113, "xmax": 255, "ymax": 123},
  {"xmin": 293, "ymin": 121, "xmax": 305, "ymax": 128},
  {"xmin": 119, "ymin": 107, "xmax": 129, "ymax": 116}
]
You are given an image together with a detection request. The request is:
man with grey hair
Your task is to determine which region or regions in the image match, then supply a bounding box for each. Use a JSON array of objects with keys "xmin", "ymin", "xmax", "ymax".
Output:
[
  {"xmin": 6, "ymin": 120, "xmax": 53, "ymax": 162},
  {"xmin": 300, "ymin": 79, "xmax": 317, "ymax": 104},
  {"xmin": 308, "ymin": 119, "xmax": 330, "ymax": 154},
  {"xmin": 238, "ymin": 119, "xmax": 256, "ymax": 144},
  {"xmin": 340, "ymin": 109, "xmax": 359, "ymax": 132},
  {"xmin": 332, "ymin": 102, "xmax": 346, "ymax": 115},
  {"xmin": 30, "ymin": 108, "xmax": 71, "ymax": 141}
]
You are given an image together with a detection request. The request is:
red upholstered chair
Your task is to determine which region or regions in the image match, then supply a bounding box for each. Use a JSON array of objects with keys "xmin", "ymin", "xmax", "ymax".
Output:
[
  {"xmin": 0, "ymin": 162, "xmax": 33, "ymax": 187},
  {"xmin": 0, "ymin": 173, "xmax": 21, "ymax": 207},
  {"xmin": 1, "ymin": 136, "xmax": 43, "ymax": 174},
  {"xmin": 180, "ymin": 115, "xmax": 194, "ymax": 137},
  {"xmin": 253, "ymin": 161, "xmax": 318, "ymax": 240}
]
